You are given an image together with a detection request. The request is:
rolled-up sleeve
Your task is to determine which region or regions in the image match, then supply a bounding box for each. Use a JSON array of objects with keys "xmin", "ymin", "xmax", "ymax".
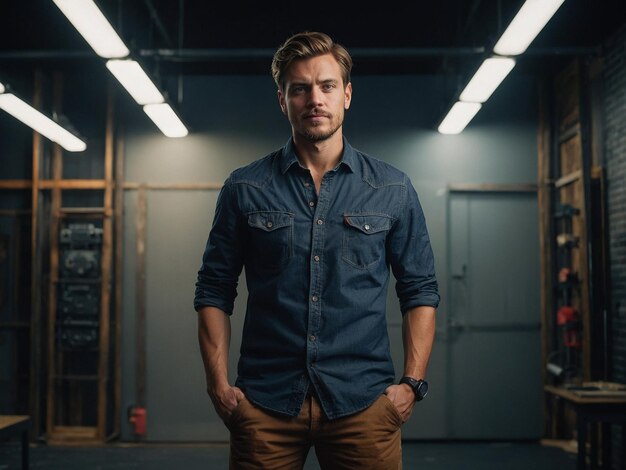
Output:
[
  {"xmin": 387, "ymin": 176, "xmax": 440, "ymax": 313},
  {"xmin": 194, "ymin": 178, "xmax": 244, "ymax": 314}
]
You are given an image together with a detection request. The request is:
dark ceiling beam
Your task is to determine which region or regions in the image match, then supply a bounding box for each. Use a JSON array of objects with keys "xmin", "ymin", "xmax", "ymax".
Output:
[
  {"xmin": 0, "ymin": 46, "xmax": 600, "ymax": 62},
  {"xmin": 460, "ymin": 0, "xmax": 484, "ymax": 38},
  {"xmin": 0, "ymin": 50, "xmax": 95, "ymax": 60},
  {"xmin": 141, "ymin": 47, "xmax": 487, "ymax": 61},
  {"xmin": 143, "ymin": 0, "xmax": 174, "ymax": 48}
]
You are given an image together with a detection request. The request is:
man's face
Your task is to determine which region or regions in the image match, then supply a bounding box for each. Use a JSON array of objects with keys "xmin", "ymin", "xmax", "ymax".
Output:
[{"xmin": 278, "ymin": 54, "xmax": 352, "ymax": 143}]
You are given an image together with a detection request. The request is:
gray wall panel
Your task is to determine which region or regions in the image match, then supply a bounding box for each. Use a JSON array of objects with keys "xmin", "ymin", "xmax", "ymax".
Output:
[{"xmin": 119, "ymin": 73, "xmax": 539, "ymax": 441}]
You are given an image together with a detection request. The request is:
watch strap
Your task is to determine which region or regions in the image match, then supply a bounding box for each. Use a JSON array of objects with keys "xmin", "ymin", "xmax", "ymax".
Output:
[{"xmin": 399, "ymin": 376, "xmax": 428, "ymax": 402}]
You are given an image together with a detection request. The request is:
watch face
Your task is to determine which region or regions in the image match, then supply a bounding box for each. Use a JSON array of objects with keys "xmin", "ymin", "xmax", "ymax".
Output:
[
  {"xmin": 401, "ymin": 377, "xmax": 428, "ymax": 401},
  {"xmin": 417, "ymin": 380, "xmax": 429, "ymax": 399}
]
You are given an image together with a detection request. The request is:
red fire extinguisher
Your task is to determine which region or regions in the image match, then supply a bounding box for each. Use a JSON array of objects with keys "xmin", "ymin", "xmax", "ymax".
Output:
[{"xmin": 129, "ymin": 406, "xmax": 147, "ymax": 436}]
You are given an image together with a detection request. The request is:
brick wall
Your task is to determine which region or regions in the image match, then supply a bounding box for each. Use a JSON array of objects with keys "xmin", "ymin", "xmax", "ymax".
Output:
[{"xmin": 604, "ymin": 23, "xmax": 626, "ymax": 470}]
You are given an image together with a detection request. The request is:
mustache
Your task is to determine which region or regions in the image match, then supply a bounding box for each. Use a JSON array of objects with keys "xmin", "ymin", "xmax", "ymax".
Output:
[{"xmin": 303, "ymin": 111, "xmax": 331, "ymax": 118}]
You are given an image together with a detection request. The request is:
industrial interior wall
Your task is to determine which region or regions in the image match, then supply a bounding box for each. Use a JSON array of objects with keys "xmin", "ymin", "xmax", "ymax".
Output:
[
  {"xmin": 118, "ymin": 72, "xmax": 540, "ymax": 442},
  {"xmin": 0, "ymin": 65, "xmax": 112, "ymax": 437},
  {"xmin": 603, "ymin": 23, "xmax": 626, "ymax": 470},
  {"xmin": 0, "ymin": 69, "xmax": 539, "ymax": 442}
]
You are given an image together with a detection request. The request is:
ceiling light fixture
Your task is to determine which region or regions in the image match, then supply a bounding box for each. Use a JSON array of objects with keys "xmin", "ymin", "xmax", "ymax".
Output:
[
  {"xmin": 53, "ymin": 0, "xmax": 187, "ymax": 138},
  {"xmin": 143, "ymin": 103, "xmax": 188, "ymax": 138},
  {"xmin": 438, "ymin": 102, "xmax": 482, "ymax": 135},
  {"xmin": 438, "ymin": 0, "xmax": 564, "ymax": 134},
  {"xmin": 52, "ymin": 0, "xmax": 129, "ymax": 58},
  {"xmin": 459, "ymin": 57, "xmax": 516, "ymax": 103},
  {"xmin": 105, "ymin": 60, "xmax": 165, "ymax": 105},
  {"xmin": 494, "ymin": 0, "xmax": 566, "ymax": 56},
  {"xmin": 0, "ymin": 93, "xmax": 86, "ymax": 152}
]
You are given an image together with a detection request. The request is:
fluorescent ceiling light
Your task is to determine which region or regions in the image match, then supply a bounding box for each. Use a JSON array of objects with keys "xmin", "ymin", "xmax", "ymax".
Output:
[
  {"xmin": 0, "ymin": 94, "xmax": 86, "ymax": 152},
  {"xmin": 143, "ymin": 103, "xmax": 188, "ymax": 138},
  {"xmin": 52, "ymin": 0, "xmax": 129, "ymax": 58},
  {"xmin": 493, "ymin": 0, "xmax": 565, "ymax": 55},
  {"xmin": 106, "ymin": 60, "xmax": 164, "ymax": 105},
  {"xmin": 459, "ymin": 57, "xmax": 516, "ymax": 103},
  {"xmin": 0, "ymin": 82, "xmax": 5, "ymax": 93},
  {"xmin": 438, "ymin": 102, "xmax": 482, "ymax": 135}
]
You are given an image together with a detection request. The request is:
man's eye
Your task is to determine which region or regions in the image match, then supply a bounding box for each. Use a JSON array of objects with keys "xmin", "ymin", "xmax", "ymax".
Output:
[
  {"xmin": 292, "ymin": 86, "xmax": 305, "ymax": 94},
  {"xmin": 322, "ymin": 84, "xmax": 335, "ymax": 91}
]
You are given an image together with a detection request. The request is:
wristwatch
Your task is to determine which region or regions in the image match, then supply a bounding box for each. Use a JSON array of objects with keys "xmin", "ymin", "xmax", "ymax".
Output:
[{"xmin": 399, "ymin": 376, "xmax": 429, "ymax": 402}]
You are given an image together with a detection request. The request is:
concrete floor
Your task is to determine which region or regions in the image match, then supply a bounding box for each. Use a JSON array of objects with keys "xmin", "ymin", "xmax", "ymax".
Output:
[{"xmin": 0, "ymin": 440, "xmax": 577, "ymax": 469}]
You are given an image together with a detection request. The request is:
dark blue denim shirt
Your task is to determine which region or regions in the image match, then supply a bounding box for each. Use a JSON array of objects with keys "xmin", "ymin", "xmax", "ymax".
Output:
[{"xmin": 194, "ymin": 137, "xmax": 439, "ymax": 420}]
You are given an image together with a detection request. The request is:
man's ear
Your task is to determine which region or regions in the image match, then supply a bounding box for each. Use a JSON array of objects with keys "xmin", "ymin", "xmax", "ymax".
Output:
[
  {"xmin": 344, "ymin": 82, "xmax": 352, "ymax": 110},
  {"xmin": 278, "ymin": 89, "xmax": 287, "ymax": 115}
]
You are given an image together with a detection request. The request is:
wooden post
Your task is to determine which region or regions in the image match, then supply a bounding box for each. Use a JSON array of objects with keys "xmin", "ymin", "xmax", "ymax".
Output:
[
  {"xmin": 46, "ymin": 72, "xmax": 64, "ymax": 436},
  {"xmin": 538, "ymin": 77, "xmax": 554, "ymax": 436},
  {"xmin": 97, "ymin": 81, "xmax": 115, "ymax": 439},
  {"xmin": 29, "ymin": 69, "xmax": 43, "ymax": 441},
  {"xmin": 136, "ymin": 186, "xmax": 147, "ymax": 412},
  {"xmin": 113, "ymin": 107, "xmax": 125, "ymax": 439}
]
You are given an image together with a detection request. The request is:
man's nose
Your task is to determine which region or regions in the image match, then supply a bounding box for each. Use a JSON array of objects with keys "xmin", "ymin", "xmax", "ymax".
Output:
[{"xmin": 308, "ymin": 86, "xmax": 324, "ymax": 106}]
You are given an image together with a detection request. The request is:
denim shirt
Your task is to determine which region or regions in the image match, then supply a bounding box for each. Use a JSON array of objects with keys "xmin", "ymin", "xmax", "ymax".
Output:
[{"xmin": 194, "ymin": 137, "xmax": 440, "ymax": 420}]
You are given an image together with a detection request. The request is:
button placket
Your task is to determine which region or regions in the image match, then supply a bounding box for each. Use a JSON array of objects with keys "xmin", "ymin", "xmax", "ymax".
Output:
[{"xmin": 306, "ymin": 172, "xmax": 333, "ymax": 366}]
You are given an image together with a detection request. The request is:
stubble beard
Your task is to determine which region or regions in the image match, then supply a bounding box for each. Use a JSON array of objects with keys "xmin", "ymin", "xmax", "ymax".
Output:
[{"xmin": 297, "ymin": 110, "xmax": 344, "ymax": 143}]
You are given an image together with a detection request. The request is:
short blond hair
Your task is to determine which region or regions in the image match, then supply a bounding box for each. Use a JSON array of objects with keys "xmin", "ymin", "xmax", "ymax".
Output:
[{"xmin": 271, "ymin": 31, "xmax": 352, "ymax": 91}]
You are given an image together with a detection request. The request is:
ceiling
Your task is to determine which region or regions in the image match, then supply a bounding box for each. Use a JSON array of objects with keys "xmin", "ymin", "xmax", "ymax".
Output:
[{"xmin": 0, "ymin": 0, "xmax": 624, "ymax": 78}]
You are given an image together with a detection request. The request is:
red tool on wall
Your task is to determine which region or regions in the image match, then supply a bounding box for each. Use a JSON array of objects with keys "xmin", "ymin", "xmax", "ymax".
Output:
[{"xmin": 557, "ymin": 305, "xmax": 581, "ymax": 349}]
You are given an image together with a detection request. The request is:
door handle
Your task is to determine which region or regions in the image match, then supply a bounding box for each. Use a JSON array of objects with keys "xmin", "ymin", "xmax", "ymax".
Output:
[
  {"xmin": 447, "ymin": 319, "xmax": 465, "ymax": 331},
  {"xmin": 452, "ymin": 264, "xmax": 466, "ymax": 280}
]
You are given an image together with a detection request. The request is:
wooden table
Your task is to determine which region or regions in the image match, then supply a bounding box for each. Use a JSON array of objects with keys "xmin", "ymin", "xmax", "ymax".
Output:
[
  {"xmin": 545, "ymin": 385, "xmax": 626, "ymax": 469},
  {"xmin": 0, "ymin": 415, "xmax": 30, "ymax": 469}
]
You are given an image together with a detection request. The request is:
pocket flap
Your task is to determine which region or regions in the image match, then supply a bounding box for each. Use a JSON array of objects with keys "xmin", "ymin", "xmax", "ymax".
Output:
[
  {"xmin": 343, "ymin": 214, "xmax": 391, "ymax": 234},
  {"xmin": 247, "ymin": 211, "xmax": 292, "ymax": 232}
]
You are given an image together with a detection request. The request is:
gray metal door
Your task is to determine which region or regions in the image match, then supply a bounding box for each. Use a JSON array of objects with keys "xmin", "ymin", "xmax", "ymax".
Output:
[{"xmin": 447, "ymin": 191, "xmax": 543, "ymax": 439}]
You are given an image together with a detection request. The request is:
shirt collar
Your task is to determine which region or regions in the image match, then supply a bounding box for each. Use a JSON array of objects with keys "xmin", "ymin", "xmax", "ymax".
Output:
[{"xmin": 280, "ymin": 136, "xmax": 356, "ymax": 174}]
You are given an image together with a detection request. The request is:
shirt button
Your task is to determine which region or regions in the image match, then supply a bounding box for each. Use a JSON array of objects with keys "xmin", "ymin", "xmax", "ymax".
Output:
[
  {"xmin": 304, "ymin": 182, "xmax": 310, "ymax": 187},
  {"xmin": 266, "ymin": 221, "xmax": 273, "ymax": 228},
  {"xmin": 313, "ymin": 255, "xmax": 320, "ymax": 262},
  {"xmin": 311, "ymin": 295, "xmax": 318, "ymax": 302},
  {"xmin": 364, "ymin": 224, "xmax": 370, "ymax": 231},
  {"xmin": 309, "ymin": 201, "xmax": 315, "ymax": 207},
  {"xmin": 316, "ymin": 219, "xmax": 323, "ymax": 225},
  {"xmin": 309, "ymin": 335, "xmax": 316, "ymax": 342}
]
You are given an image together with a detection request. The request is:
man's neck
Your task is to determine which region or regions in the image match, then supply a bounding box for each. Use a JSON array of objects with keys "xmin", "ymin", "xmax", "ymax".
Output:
[{"xmin": 293, "ymin": 132, "xmax": 344, "ymax": 174}]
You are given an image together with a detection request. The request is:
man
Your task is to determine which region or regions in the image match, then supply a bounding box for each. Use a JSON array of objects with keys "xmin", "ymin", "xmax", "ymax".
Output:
[{"xmin": 195, "ymin": 31, "xmax": 439, "ymax": 469}]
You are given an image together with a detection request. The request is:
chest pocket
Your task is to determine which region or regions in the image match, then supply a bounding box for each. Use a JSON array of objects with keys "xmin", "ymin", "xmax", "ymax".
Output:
[
  {"xmin": 246, "ymin": 211, "xmax": 293, "ymax": 271},
  {"xmin": 342, "ymin": 214, "xmax": 391, "ymax": 269}
]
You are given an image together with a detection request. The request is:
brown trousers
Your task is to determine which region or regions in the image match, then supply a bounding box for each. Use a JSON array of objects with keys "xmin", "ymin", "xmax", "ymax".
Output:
[{"xmin": 227, "ymin": 394, "xmax": 402, "ymax": 470}]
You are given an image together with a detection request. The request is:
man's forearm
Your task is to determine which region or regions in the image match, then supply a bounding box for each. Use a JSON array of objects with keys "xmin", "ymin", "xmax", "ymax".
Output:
[
  {"xmin": 385, "ymin": 305, "xmax": 436, "ymax": 422},
  {"xmin": 197, "ymin": 306, "xmax": 231, "ymax": 394},
  {"xmin": 403, "ymin": 305, "xmax": 436, "ymax": 379}
]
